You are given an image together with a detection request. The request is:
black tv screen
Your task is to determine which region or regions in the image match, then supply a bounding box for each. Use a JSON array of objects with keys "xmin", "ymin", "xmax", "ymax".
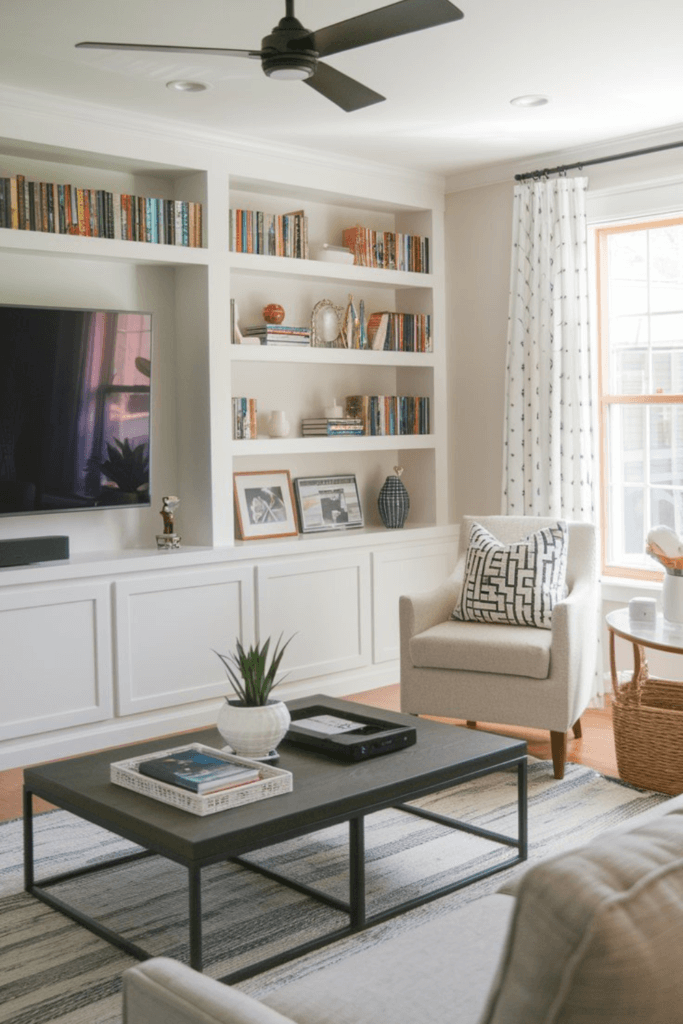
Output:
[{"xmin": 0, "ymin": 305, "xmax": 151, "ymax": 516}]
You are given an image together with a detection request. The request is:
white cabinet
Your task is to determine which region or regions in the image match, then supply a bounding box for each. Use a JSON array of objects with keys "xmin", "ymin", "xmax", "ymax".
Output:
[
  {"xmin": 256, "ymin": 551, "xmax": 371, "ymax": 683},
  {"xmin": 372, "ymin": 541, "xmax": 458, "ymax": 663},
  {"xmin": 114, "ymin": 565, "xmax": 254, "ymax": 715},
  {"xmin": 0, "ymin": 581, "xmax": 113, "ymax": 741}
]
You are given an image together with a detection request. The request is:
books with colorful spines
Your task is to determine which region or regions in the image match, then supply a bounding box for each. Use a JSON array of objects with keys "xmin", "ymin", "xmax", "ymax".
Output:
[
  {"xmin": 302, "ymin": 418, "xmax": 364, "ymax": 436},
  {"xmin": 138, "ymin": 747, "xmax": 261, "ymax": 794}
]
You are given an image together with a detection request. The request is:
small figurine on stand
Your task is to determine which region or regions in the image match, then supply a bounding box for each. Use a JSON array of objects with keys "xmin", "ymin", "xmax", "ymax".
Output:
[{"xmin": 156, "ymin": 495, "xmax": 181, "ymax": 550}]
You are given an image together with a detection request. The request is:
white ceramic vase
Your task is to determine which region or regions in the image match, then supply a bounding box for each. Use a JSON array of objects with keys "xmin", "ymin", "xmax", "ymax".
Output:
[
  {"xmin": 216, "ymin": 699, "xmax": 291, "ymax": 759},
  {"xmin": 663, "ymin": 571, "xmax": 683, "ymax": 624},
  {"xmin": 267, "ymin": 411, "xmax": 290, "ymax": 438}
]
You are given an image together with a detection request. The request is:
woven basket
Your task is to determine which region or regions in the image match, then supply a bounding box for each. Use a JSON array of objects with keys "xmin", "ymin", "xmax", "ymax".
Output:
[{"xmin": 612, "ymin": 676, "xmax": 683, "ymax": 795}]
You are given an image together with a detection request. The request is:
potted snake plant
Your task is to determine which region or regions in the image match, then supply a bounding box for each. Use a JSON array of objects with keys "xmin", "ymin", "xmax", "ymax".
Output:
[{"xmin": 213, "ymin": 634, "xmax": 294, "ymax": 759}]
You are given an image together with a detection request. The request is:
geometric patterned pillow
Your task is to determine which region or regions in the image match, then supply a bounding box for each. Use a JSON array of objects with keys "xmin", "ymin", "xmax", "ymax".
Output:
[{"xmin": 452, "ymin": 521, "xmax": 568, "ymax": 629}]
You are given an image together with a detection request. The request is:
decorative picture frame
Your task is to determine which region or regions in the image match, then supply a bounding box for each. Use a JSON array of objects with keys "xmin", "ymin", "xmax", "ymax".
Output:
[
  {"xmin": 311, "ymin": 298, "xmax": 344, "ymax": 348},
  {"xmin": 294, "ymin": 474, "xmax": 364, "ymax": 533},
  {"xmin": 234, "ymin": 470, "xmax": 299, "ymax": 540}
]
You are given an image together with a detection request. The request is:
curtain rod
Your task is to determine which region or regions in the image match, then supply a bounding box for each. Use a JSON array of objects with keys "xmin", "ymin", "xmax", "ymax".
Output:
[{"xmin": 514, "ymin": 138, "xmax": 683, "ymax": 181}]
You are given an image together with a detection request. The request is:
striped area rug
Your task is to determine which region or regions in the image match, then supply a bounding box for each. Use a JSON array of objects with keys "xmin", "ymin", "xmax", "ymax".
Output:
[{"xmin": 0, "ymin": 760, "xmax": 670, "ymax": 1024}]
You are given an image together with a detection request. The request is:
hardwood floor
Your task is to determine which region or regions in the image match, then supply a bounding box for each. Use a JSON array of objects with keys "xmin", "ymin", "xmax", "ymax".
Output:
[{"xmin": 0, "ymin": 684, "xmax": 618, "ymax": 823}]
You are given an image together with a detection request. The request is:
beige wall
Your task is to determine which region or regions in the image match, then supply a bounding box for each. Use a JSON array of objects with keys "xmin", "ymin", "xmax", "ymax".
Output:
[{"xmin": 446, "ymin": 179, "xmax": 514, "ymax": 521}]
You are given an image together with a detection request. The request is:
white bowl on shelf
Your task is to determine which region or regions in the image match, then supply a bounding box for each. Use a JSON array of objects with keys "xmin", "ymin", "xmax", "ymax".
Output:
[{"xmin": 317, "ymin": 244, "xmax": 355, "ymax": 264}]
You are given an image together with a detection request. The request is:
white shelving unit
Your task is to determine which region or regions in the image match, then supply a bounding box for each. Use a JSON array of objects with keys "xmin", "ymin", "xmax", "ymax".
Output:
[{"xmin": 0, "ymin": 107, "xmax": 455, "ymax": 770}]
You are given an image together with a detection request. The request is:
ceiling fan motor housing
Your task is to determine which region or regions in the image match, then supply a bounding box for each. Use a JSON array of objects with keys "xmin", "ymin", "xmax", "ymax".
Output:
[{"xmin": 261, "ymin": 15, "xmax": 318, "ymax": 80}]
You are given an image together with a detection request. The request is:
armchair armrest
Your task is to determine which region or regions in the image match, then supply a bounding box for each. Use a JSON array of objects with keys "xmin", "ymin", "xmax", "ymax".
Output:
[
  {"xmin": 399, "ymin": 568, "xmax": 464, "ymax": 640},
  {"xmin": 123, "ymin": 958, "xmax": 297, "ymax": 1024}
]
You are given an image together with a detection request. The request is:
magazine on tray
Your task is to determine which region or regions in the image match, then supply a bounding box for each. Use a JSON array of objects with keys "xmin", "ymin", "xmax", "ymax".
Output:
[{"xmin": 138, "ymin": 747, "xmax": 261, "ymax": 794}]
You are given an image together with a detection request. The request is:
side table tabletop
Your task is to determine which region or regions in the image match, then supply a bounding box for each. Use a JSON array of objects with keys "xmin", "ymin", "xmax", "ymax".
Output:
[{"xmin": 606, "ymin": 608, "xmax": 683, "ymax": 795}]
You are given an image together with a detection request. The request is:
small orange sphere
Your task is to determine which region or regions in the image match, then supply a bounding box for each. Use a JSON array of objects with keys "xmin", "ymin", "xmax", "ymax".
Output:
[{"xmin": 263, "ymin": 303, "xmax": 285, "ymax": 324}]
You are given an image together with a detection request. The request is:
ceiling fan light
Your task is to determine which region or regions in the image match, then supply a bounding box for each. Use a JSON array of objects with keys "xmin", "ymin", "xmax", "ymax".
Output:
[
  {"xmin": 268, "ymin": 66, "xmax": 311, "ymax": 80},
  {"xmin": 262, "ymin": 52, "xmax": 316, "ymax": 81}
]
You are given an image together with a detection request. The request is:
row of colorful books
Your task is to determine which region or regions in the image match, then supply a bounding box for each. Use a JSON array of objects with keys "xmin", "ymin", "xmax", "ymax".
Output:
[
  {"xmin": 302, "ymin": 417, "xmax": 364, "ymax": 436},
  {"xmin": 229, "ymin": 208, "xmax": 309, "ymax": 259},
  {"xmin": 0, "ymin": 174, "xmax": 203, "ymax": 246},
  {"xmin": 342, "ymin": 226, "xmax": 430, "ymax": 274},
  {"xmin": 242, "ymin": 324, "xmax": 311, "ymax": 346},
  {"xmin": 232, "ymin": 397, "xmax": 258, "ymax": 439},
  {"xmin": 367, "ymin": 312, "xmax": 432, "ymax": 353},
  {"xmin": 345, "ymin": 395, "xmax": 431, "ymax": 435}
]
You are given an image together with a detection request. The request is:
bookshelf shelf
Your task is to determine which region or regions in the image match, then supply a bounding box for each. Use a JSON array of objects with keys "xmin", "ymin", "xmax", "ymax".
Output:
[
  {"xmin": 0, "ymin": 226, "xmax": 209, "ymax": 265},
  {"xmin": 232, "ymin": 434, "xmax": 435, "ymax": 456},
  {"xmin": 229, "ymin": 345, "xmax": 435, "ymax": 368},
  {"xmin": 228, "ymin": 250, "xmax": 433, "ymax": 289}
]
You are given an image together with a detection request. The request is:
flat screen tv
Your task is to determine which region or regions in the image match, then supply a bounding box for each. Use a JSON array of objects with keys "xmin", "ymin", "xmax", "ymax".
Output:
[{"xmin": 0, "ymin": 305, "xmax": 152, "ymax": 516}]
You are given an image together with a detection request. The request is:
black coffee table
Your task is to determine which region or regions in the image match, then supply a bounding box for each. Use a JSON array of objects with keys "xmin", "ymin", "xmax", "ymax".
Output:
[{"xmin": 23, "ymin": 695, "xmax": 527, "ymax": 984}]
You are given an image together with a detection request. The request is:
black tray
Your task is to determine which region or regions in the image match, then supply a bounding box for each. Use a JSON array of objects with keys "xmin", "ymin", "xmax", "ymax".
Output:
[{"xmin": 283, "ymin": 700, "xmax": 416, "ymax": 762}]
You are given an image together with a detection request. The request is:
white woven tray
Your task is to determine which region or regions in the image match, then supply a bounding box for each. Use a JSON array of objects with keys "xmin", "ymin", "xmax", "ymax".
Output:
[{"xmin": 110, "ymin": 742, "xmax": 293, "ymax": 816}]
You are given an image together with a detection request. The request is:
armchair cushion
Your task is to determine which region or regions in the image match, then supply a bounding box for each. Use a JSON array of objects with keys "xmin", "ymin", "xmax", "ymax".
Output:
[
  {"xmin": 453, "ymin": 521, "xmax": 568, "ymax": 630},
  {"xmin": 409, "ymin": 619, "xmax": 552, "ymax": 678}
]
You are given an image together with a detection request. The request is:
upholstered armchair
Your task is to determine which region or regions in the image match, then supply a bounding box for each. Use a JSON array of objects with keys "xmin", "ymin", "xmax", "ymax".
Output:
[{"xmin": 400, "ymin": 516, "xmax": 598, "ymax": 779}]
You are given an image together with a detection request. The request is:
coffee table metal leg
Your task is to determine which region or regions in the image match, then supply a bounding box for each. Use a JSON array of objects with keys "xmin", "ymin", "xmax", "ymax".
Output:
[
  {"xmin": 349, "ymin": 816, "xmax": 366, "ymax": 928},
  {"xmin": 188, "ymin": 865, "xmax": 203, "ymax": 971},
  {"xmin": 517, "ymin": 758, "xmax": 528, "ymax": 860},
  {"xmin": 23, "ymin": 787, "xmax": 34, "ymax": 891}
]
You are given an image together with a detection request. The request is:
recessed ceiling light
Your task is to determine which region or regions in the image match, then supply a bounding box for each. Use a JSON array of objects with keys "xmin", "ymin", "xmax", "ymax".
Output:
[
  {"xmin": 510, "ymin": 95, "xmax": 549, "ymax": 108},
  {"xmin": 166, "ymin": 80, "xmax": 208, "ymax": 92}
]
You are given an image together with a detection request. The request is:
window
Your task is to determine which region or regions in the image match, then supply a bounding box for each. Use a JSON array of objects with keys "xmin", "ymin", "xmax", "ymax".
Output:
[{"xmin": 597, "ymin": 217, "xmax": 683, "ymax": 578}]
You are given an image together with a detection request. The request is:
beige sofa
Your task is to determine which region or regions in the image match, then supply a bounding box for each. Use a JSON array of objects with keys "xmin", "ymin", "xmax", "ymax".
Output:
[{"xmin": 123, "ymin": 791, "xmax": 683, "ymax": 1024}]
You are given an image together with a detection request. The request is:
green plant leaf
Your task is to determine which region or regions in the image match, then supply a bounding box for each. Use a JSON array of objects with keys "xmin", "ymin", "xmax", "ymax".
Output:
[{"xmin": 213, "ymin": 633, "xmax": 295, "ymax": 706}]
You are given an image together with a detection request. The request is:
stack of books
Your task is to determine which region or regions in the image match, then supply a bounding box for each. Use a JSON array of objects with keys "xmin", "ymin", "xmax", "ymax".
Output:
[
  {"xmin": 346, "ymin": 395, "xmax": 431, "ymax": 435},
  {"xmin": 0, "ymin": 173, "xmax": 203, "ymax": 246},
  {"xmin": 342, "ymin": 225, "xmax": 430, "ymax": 274},
  {"xmin": 243, "ymin": 325, "xmax": 311, "ymax": 346},
  {"xmin": 302, "ymin": 417, "xmax": 364, "ymax": 436},
  {"xmin": 230, "ymin": 208, "xmax": 309, "ymax": 259},
  {"xmin": 232, "ymin": 397, "xmax": 258, "ymax": 439},
  {"xmin": 138, "ymin": 748, "xmax": 261, "ymax": 795}
]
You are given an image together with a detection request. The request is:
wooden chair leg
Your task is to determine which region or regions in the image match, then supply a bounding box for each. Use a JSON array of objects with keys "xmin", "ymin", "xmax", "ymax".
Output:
[
  {"xmin": 572, "ymin": 718, "xmax": 582, "ymax": 740},
  {"xmin": 550, "ymin": 731, "xmax": 567, "ymax": 779},
  {"xmin": 466, "ymin": 721, "xmax": 477, "ymax": 729}
]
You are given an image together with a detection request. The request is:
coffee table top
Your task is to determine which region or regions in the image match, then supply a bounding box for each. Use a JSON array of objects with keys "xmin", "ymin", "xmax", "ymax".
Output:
[{"xmin": 24, "ymin": 695, "xmax": 526, "ymax": 865}]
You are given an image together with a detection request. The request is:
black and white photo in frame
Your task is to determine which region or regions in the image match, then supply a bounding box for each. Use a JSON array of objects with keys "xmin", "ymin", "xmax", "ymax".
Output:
[{"xmin": 234, "ymin": 470, "xmax": 298, "ymax": 540}]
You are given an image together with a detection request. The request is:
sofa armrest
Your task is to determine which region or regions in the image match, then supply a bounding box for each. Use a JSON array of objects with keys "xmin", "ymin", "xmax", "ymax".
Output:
[{"xmin": 123, "ymin": 958, "xmax": 297, "ymax": 1024}]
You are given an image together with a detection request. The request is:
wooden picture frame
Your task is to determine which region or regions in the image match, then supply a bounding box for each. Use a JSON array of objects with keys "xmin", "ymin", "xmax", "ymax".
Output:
[
  {"xmin": 234, "ymin": 470, "xmax": 299, "ymax": 540},
  {"xmin": 294, "ymin": 474, "xmax": 364, "ymax": 533},
  {"xmin": 311, "ymin": 298, "xmax": 344, "ymax": 347}
]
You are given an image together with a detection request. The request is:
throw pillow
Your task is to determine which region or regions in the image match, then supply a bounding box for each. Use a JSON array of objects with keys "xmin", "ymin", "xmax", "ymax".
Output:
[{"xmin": 452, "ymin": 521, "xmax": 567, "ymax": 629}]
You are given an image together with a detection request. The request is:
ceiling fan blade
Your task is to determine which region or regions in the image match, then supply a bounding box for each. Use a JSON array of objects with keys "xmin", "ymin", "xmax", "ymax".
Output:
[
  {"xmin": 305, "ymin": 62, "xmax": 384, "ymax": 112},
  {"xmin": 301, "ymin": 0, "xmax": 463, "ymax": 59},
  {"xmin": 76, "ymin": 41, "xmax": 262, "ymax": 59}
]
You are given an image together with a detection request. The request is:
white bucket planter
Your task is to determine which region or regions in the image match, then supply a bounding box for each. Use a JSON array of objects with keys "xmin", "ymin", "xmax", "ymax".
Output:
[{"xmin": 216, "ymin": 700, "xmax": 291, "ymax": 759}]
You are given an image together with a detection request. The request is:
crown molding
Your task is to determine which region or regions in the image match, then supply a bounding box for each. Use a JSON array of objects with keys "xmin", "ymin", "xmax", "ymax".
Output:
[
  {"xmin": 0, "ymin": 83, "xmax": 445, "ymax": 196},
  {"xmin": 445, "ymin": 122, "xmax": 683, "ymax": 195}
]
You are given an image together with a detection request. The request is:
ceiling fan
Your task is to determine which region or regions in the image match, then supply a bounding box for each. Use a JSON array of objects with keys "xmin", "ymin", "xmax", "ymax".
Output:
[{"xmin": 76, "ymin": 0, "xmax": 464, "ymax": 112}]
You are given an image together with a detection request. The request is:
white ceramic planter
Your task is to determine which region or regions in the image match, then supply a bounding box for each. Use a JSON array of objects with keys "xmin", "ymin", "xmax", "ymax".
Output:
[
  {"xmin": 663, "ymin": 571, "xmax": 683, "ymax": 623},
  {"xmin": 216, "ymin": 699, "xmax": 291, "ymax": 759}
]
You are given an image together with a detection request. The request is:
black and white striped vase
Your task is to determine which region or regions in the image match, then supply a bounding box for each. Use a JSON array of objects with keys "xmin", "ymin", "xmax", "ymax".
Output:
[{"xmin": 378, "ymin": 466, "xmax": 410, "ymax": 529}]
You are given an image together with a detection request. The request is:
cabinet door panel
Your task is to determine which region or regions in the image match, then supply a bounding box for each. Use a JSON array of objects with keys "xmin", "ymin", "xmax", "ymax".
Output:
[
  {"xmin": 257, "ymin": 552, "xmax": 370, "ymax": 682},
  {"xmin": 372, "ymin": 542, "xmax": 457, "ymax": 663},
  {"xmin": 0, "ymin": 582, "xmax": 113, "ymax": 740},
  {"xmin": 115, "ymin": 566, "xmax": 254, "ymax": 715}
]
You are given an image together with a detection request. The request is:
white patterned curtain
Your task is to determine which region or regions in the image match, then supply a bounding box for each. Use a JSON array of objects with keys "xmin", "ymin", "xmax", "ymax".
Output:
[
  {"xmin": 502, "ymin": 176, "xmax": 604, "ymax": 702},
  {"xmin": 502, "ymin": 177, "xmax": 594, "ymax": 520}
]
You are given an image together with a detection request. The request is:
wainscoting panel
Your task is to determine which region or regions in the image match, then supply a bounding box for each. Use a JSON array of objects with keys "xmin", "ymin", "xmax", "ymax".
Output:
[
  {"xmin": 257, "ymin": 551, "xmax": 371, "ymax": 683},
  {"xmin": 372, "ymin": 541, "xmax": 458, "ymax": 663},
  {"xmin": 114, "ymin": 565, "xmax": 255, "ymax": 715},
  {"xmin": 0, "ymin": 582, "xmax": 113, "ymax": 740}
]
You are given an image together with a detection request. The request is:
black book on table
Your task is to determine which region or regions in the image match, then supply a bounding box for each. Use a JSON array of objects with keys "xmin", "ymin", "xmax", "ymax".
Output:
[{"xmin": 138, "ymin": 748, "xmax": 260, "ymax": 794}]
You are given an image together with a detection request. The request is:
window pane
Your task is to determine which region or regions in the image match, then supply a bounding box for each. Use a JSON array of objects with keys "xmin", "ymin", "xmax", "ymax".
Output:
[
  {"xmin": 608, "ymin": 404, "xmax": 645, "ymax": 484},
  {"xmin": 612, "ymin": 347, "xmax": 648, "ymax": 394},
  {"xmin": 649, "ymin": 405, "xmax": 683, "ymax": 485},
  {"xmin": 652, "ymin": 349, "xmax": 683, "ymax": 393},
  {"xmin": 608, "ymin": 231, "xmax": 648, "ymax": 315},
  {"xmin": 650, "ymin": 488, "xmax": 683, "ymax": 536},
  {"xmin": 649, "ymin": 226, "xmax": 683, "ymax": 313}
]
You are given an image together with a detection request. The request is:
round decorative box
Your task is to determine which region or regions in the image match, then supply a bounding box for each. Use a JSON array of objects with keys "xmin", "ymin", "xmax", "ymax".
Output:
[
  {"xmin": 378, "ymin": 466, "xmax": 410, "ymax": 529},
  {"xmin": 263, "ymin": 303, "xmax": 285, "ymax": 324}
]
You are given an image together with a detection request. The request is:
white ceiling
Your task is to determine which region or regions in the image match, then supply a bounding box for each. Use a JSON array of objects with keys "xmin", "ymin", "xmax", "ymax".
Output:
[{"xmin": 2, "ymin": 0, "xmax": 683, "ymax": 180}]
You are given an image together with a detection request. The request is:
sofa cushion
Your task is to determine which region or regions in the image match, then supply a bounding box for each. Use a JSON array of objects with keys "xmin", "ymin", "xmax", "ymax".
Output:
[
  {"xmin": 263, "ymin": 894, "xmax": 515, "ymax": 1024},
  {"xmin": 480, "ymin": 813, "xmax": 683, "ymax": 1024},
  {"xmin": 453, "ymin": 521, "xmax": 568, "ymax": 629},
  {"xmin": 409, "ymin": 619, "xmax": 552, "ymax": 678}
]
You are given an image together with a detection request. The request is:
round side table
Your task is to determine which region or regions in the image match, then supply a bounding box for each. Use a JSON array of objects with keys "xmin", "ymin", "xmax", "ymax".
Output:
[{"xmin": 606, "ymin": 608, "xmax": 683, "ymax": 795}]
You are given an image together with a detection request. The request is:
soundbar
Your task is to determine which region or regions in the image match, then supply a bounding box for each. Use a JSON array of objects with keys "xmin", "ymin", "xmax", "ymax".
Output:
[{"xmin": 0, "ymin": 536, "xmax": 70, "ymax": 568}]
